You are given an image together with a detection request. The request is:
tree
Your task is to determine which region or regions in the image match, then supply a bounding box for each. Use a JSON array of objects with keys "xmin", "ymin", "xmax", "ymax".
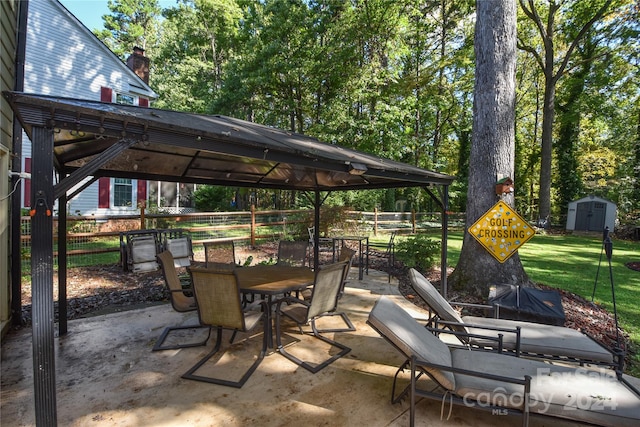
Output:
[
  {"xmin": 448, "ymin": 0, "xmax": 529, "ymax": 298},
  {"xmin": 554, "ymin": 32, "xmax": 596, "ymax": 213},
  {"xmin": 152, "ymin": 0, "xmax": 243, "ymax": 112},
  {"xmin": 517, "ymin": 0, "xmax": 617, "ymax": 225},
  {"xmin": 95, "ymin": 0, "xmax": 161, "ymax": 59}
]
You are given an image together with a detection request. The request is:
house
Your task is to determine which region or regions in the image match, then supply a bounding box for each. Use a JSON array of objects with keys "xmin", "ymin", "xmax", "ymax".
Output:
[{"xmin": 20, "ymin": 0, "xmax": 159, "ymax": 216}]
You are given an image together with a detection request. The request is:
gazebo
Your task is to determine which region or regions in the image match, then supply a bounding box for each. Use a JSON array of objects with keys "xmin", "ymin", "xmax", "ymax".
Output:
[{"xmin": 3, "ymin": 91, "xmax": 455, "ymax": 424}]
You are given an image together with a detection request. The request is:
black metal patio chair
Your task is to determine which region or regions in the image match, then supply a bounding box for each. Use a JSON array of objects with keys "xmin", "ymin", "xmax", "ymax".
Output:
[
  {"xmin": 182, "ymin": 268, "xmax": 268, "ymax": 388},
  {"xmin": 274, "ymin": 261, "xmax": 351, "ymax": 373},
  {"xmin": 152, "ymin": 250, "xmax": 210, "ymax": 351}
]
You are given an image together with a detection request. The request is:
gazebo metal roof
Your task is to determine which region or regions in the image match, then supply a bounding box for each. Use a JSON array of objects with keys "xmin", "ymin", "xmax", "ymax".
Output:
[{"xmin": 4, "ymin": 92, "xmax": 454, "ymax": 198}]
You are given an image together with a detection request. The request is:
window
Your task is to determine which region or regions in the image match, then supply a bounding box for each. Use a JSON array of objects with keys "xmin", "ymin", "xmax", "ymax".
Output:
[
  {"xmin": 113, "ymin": 178, "xmax": 133, "ymax": 207},
  {"xmin": 116, "ymin": 93, "xmax": 135, "ymax": 105}
]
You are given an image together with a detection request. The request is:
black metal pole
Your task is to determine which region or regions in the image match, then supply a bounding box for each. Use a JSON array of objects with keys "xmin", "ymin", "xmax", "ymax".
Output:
[
  {"xmin": 591, "ymin": 226, "xmax": 609, "ymax": 302},
  {"xmin": 604, "ymin": 236, "xmax": 621, "ymax": 350},
  {"xmin": 58, "ymin": 191, "xmax": 68, "ymax": 336},
  {"xmin": 314, "ymin": 190, "xmax": 320, "ymax": 271},
  {"xmin": 441, "ymin": 185, "xmax": 449, "ymax": 299},
  {"xmin": 30, "ymin": 126, "xmax": 58, "ymax": 426}
]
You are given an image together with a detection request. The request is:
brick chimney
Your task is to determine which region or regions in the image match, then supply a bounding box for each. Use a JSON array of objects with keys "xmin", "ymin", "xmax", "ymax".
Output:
[{"xmin": 126, "ymin": 46, "xmax": 150, "ymax": 84}]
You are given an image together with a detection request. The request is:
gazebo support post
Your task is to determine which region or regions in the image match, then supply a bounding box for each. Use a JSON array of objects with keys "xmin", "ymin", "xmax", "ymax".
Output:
[
  {"xmin": 423, "ymin": 185, "xmax": 450, "ymax": 299},
  {"xmin": 58, "ymin": 190, "xmax": 68, "ymax": 336},
  {"xmin": 30, "ymin": 126, "xmax": 58, "ymax": 425},
  {"xmin": 441, "ymin": 186, "xmax": 449, "ymax": 299}
]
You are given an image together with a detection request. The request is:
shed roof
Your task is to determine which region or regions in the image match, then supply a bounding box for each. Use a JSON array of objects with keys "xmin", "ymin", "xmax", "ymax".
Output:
[
  {"xmin": 568, "ymin": 195, "xmax": 616, "ymax": 207},
  {"xmin": 4, "ymin": 92, "xmax": 454, "ymax": 195}
]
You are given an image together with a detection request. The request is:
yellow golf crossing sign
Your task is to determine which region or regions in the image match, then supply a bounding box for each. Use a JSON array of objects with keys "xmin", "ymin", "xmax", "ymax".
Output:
[{"xmin": 469, "ymin": 200, "xmax": 535, "ymax": 263}]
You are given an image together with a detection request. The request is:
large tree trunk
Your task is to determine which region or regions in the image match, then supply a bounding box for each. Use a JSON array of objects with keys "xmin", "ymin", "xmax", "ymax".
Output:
[{"xmin": 449, "ymin": 0, "xmax": 529, "ymax": 298}]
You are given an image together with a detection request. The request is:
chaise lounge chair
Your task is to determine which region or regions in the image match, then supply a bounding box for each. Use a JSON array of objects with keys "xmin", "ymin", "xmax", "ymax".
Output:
[
  {"xmin": 367, "ymin": 296, "xmax": 640, "ymax": 427},
  {"xmin": 409, "ymin": 268, "xmax": 618, "ymax": 368}
]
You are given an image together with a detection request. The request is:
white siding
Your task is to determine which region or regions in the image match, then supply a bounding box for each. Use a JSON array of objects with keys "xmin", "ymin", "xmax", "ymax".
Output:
[
  {"xmin": 66, "ymin": 179, "xmax": 143, "ymax": 216},
  {"xmin": 24, "ymin": 0, "xmax": 156, "ymax": 100},
  {"xmin": 1, "ymin": 0, "xmax": 18, "ymax": 336},
  {"xmin": 22, "ymin": 0, "xmax": 157, "ymax": 214}
]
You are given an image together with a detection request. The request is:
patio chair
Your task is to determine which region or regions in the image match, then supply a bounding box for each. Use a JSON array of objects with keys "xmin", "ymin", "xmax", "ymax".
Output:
[
  {"xmin": 152, "ymin": 250, "xmax": 211, "ymax": 351},
  {"xmin": 408, "ymin": 268, "xmax": 617, "ymax": 368},
  {"xmin": 276, "ymin": 240, "xmax": 308, "ymax": 267},
  {"xmin": 182, "ymin": 268, "xmax": 268, "ymax": 388},
  {"xmin": 163, "ymin": 233, "xmax": 193, "ymax": 268},
  {"xmin": 311, "ymin": 246, "xmax": 357, "ymax": 334},
  {"xmin": 203, "ymin": 240, "xmax": 237, "ymax": 268},
  {"xmin": 127, "ymin": 232, "xmax": 161, "ymax": 272},
  {"xmin": 120, "ymin": 229, "xmax": 161, "ymax": 272},
  {"xmin": 274, "ymin": 261, "xmax": 352, "ymax": 373},
  {"xmin": 367, "ymin": 296, "xmax": 640, "ymax": 427},
  {"xmin": 337, "ymin": 245, "xmax": 356, "ymax": 297},
  {"xmin": 307, "ymin": 226, "xmax": 332, "ymax": 265}
]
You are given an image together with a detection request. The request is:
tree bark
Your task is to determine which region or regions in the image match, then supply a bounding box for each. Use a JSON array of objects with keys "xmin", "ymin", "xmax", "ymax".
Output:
[{"xmin": 449, "ymin": 0, "xmax": 529, "ymax": 298}]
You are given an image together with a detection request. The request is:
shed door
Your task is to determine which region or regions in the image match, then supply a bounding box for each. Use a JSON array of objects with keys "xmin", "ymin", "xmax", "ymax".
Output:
[{"xmin": 575, "ymin": 201, "xmax": 606, "ymax": 231}]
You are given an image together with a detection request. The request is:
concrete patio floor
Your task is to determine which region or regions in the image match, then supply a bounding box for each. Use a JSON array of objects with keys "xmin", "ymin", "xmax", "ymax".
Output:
[{"xmin": 2, "ymin": 268, "xmax": 590, "ymax": 427}]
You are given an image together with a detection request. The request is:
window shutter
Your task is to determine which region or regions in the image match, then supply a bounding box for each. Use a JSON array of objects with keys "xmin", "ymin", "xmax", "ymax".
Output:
[
  {"xmin": 98, "ymin": 177, "xmax": 110, "ymax": 208},
  {"xmin": 100, "ymin": 87, "xmax": 113, "ymax": 102},
  {"xmin": 138, "ymin": 98, "xmax": 149, "ymax": 107},
  {"xmin": 137, "ymin": 180, "xmax": 147, "ymax": 206}
]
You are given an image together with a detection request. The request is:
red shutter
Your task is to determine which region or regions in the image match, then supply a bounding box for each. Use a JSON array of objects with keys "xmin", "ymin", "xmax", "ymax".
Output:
[
  {"xmin": 98, "ymin": 177, "xmax": 110, "ymax": 208},
  {"xmin": 100, "ymin": 87, "xmax": 113, "ymax": 102},
  {"xmin": 137, "ymin": 180, "xmax": 147, "ymax": 206},
  {"xmin": 23, "ymin": 158, "xmax": 31, "ymax": 208},
  {"xmin": 138, "ymin": 98, "xmax": 149, "ymax": 107}
]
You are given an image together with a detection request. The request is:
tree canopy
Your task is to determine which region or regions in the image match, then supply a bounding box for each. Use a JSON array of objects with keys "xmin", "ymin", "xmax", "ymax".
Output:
[{"xmin": 97, "ymin": 0, "xmax": 639, "ymax": 223}]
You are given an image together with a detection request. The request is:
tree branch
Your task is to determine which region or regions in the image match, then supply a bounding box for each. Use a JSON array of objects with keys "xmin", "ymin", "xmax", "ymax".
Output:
[
  {"xmin": 517, "ymin": 38, "xmax": 545, "ymax": 71},
  {"xmin": 554, "ymin": 0, "xmax": 614, "ymax": 84}
]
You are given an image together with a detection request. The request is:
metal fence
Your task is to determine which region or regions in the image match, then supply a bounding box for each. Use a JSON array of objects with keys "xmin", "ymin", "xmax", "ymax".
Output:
[{"xmin": 19, "ymin": 209, "xmax": 465, "ymax": 269}]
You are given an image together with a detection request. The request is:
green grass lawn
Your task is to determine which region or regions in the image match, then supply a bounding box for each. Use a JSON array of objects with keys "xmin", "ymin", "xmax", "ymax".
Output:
[{"xmin": 442, "ymin": 231, "xmax": 640, "ymax": 374}]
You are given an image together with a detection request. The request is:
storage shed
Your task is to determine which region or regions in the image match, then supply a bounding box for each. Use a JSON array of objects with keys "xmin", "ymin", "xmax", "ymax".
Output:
[{"xmin": 566, "ymin": 195, "xmax": 616, "ymax": 232}]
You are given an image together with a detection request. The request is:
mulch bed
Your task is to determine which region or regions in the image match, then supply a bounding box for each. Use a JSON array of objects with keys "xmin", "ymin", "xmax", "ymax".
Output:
[{"xmin": 626, "ymin": 261, "xmax": 640, "ymax": 272}]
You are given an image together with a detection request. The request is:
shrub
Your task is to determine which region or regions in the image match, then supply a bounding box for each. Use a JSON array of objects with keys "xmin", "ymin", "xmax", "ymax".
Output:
[{"xmin": 394, "ymin": 234, "xmax": 440, "ymax": 271}]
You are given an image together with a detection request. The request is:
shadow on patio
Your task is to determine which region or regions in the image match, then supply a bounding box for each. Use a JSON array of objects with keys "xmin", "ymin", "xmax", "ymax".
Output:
[{"xmin": 1, "ymin": 268, "xmax": 587, "ymax": 427}]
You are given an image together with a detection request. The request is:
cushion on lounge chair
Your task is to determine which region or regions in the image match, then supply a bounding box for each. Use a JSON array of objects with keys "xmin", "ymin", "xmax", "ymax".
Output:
[
  {"xmin": 463, "ymin": 316, "xmax": 614, "ymax": 364},
  {"xmin": 368, "ymin": 296, "xmax": 455, "ymax": 391},
  {"xmin": 452, "ymin": 349, "xmax": 640, "ymax": 426},
  {"xmin": 408, "ymin": 269, "xmax": 465, "ymax": 330},
  {"xmin": 409, "ymin": 268, "xmax": 615, "ymax": 365},
  {"xmin": 131, "ymin": 236, "xmax": 159, "ymax": 272},
  {"xmin": 370, "ymin": 296, "xmax": 640, "ymax": 427}
]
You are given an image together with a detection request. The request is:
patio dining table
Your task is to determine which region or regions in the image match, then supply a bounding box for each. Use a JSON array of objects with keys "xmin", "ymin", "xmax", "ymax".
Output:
[{"xmin": 235, "ymin": 265, "xmax": 315, "ymax": 348}]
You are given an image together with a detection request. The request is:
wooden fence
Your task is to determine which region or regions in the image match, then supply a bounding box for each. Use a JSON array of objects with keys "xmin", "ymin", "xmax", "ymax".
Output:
[{"xmin": 19, "ymin": 208, "xmax": 465, "ymax": 268}]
